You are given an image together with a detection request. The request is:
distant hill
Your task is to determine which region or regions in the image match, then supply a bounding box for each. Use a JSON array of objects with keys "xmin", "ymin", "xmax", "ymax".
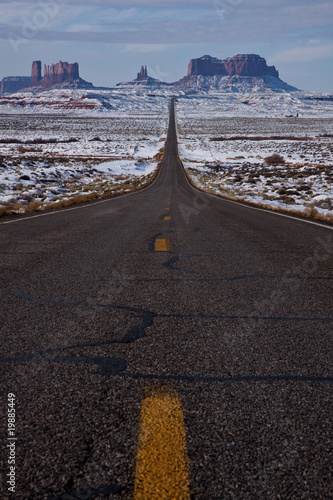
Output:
[{"xmin": 0, "ymin": 76, "xmax": 31, "ymax": 94}]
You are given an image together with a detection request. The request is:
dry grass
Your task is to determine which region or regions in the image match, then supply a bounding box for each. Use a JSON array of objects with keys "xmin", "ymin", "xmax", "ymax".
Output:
[
  {"xmin": 0, "ymin": 202, "xmax": 25, "ymax": 215},
  {"xmin": 210, "ymin": 135, "xmax": 315, "ymax": 142},
  {"xmin": 25, "ymin": 200, "xmax": 42, "ymax": 212},
  {"xmin": 183, "ymin": 166, "xmax": 333, "ymax": 225},
  {"xmin": 0, "ymin": 146, "xmax": 166, "ymax": 218},
  {"xmin": 44, "ymin": 192, "xmax": 100, "ymax": 210}
]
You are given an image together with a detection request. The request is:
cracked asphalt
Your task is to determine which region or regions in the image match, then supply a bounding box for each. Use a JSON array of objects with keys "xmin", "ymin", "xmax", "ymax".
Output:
[{"xmin": 0, "ymin": 100, "xmax": 333, "ymax": 499}]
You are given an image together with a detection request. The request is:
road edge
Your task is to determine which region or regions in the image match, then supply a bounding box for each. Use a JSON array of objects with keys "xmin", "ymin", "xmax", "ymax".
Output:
[{"xmin": 174, "ymin": 102, "xmax": 333, "ymax": 231}]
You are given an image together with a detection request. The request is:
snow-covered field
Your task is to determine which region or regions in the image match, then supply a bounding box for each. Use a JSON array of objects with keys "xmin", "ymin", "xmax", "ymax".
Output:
[
  {"xmin": 1, "ymin": 88, "xmax": 333, "ymax": 220},
  {"xmin": 177, "ymin": 93, "xmax": 333, "ymax": 221},
  {"xmin": 0, "ymin": 111, "xmax": 167, "ymax": 215},
  {"xmin": 0, "ymin": 87, "xmax": 172, "ymax": 115},
  {"xmin": 176, "ymin": 92, "xmax": 333, "ymax": 118},
  {"xmin": 1, "ymin": 87, "xmax": 332, "ymax": 118}
]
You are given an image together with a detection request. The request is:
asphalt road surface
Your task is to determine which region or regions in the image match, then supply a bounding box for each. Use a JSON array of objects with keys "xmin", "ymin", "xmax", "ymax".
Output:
[{"xmin": 1, "ymin": 100, "xmax": 333, "ymax": 499}]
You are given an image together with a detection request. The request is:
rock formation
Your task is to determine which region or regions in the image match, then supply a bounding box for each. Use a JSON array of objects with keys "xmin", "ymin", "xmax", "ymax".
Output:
[
  {"xmin": 42, "ymin": 61, "xmax": 79, "ymax": 85},
  {"xmin": 1, "ymin": 53, "xmax": 297, "ymax": 96},
  {"xmin": 223, "ymin": 54, "xmax": 278, "ymax": 78},
  {"xmin": 187, "ymin": 54, "xmax": 279, "ymax": 78},
  {"xmin": 0, "ymin": 60, "xmax": 89, "ymax": 94},
  {"xmin": 31, "ymin": 61, "xmax": 42, "ymax": 85},
  {"xmin": 188, "ymin": 55, "xmax": 227, "ymax": 77},
  {"xmin": 0, "ymin": 76, "xmax": 31, "ymax": 94},
  {"xmin": 117, "ymin": 65, "xmax": 168, "ymax": 88},
  {"xmin": 28, "ymin": 60, "xmax": 93, "ymax": 89},
  {"xmin": 137, "ymin": 65, "xmax": 148, "ymax": 81},
  {"xmin": 174, "ymin": 53, "xmax": 297, "ymax": 92}
]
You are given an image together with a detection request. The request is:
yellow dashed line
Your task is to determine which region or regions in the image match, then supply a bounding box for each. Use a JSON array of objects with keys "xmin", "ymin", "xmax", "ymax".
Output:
[
  {"xmin": 164, "ymin": 216, "xmax": 171, "ymax": 221},
  {"xmin": 134, "ymin": 390, "xmax": 190, "ymax": 500},
  {"xmin": 155, "ymin": 239, "xmax": 171, "ymax": 251},
  {"xmin": 165, "ymin": 207, "xmax": 170, "ymax": 210}
]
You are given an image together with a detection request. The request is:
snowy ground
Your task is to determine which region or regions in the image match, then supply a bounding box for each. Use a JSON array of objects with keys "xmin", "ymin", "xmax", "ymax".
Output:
[
  {"xmin": 176, "ymin": 92, "xmax": 333, "ymax": 119},
  {"xmin": 0, "ymin": 112, "xmax": 167, "ymax": 215},
  {"xmin": 0, "ymin": 87, "xmax": 172, "ymax": 115},
  {"xmin": 177, "ymin": 94, "xmax": 333, "ymax": 222},
  {"xmin": 1, "ymin": 88, "xmax": 333, "ymax": 220},
  {"xmin": 1, "ymin": 87, "xmax": 333, "ymax": 118}
]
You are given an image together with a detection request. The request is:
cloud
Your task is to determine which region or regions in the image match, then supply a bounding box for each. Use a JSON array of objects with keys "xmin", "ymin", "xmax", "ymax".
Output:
[
  {"xmin": 273, "ymin": 43, "xmax": 333, "ymax": 63},
  {"xmin": 1, "ymin": 0, "xmax": 210, "ymax": 6},
  {"xmin": 1, "ymin": 0, "xmax": 332, "ymax": 55},
  {"xmin": 67, "ymin": 23, "xmax": 103, "ymax": 32},
  {"xmin": 122, "ymin": 44, "xmax": 169, "ymax": 53}
]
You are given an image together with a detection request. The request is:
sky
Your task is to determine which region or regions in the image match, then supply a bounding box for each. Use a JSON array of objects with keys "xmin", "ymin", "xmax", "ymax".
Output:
[{"xmin": 0, "ymin": 0, "xmax": 332, "ymax": 92}]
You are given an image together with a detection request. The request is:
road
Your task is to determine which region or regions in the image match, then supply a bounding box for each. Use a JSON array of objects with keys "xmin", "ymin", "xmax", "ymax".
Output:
[{"xmin": 0, "ymin": 99, "xmax": 333, "ymax": 499}]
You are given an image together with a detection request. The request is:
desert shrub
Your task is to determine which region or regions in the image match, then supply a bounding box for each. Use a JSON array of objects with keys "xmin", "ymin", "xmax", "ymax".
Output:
[
  {"xmin": 18, "ymin": 145, "xmax": 40, "ymax": 154},
  {"xmin": 21, "ymin": 193, "xmax": 34, "ymax": 203},
  {"xmin": 63, "ymin": 137, "xmax": 78, "ymax": 143},
  {"xmin": 0, "ymin": 138, "xmax": 23, "ymax": 144},
  {"xmin": 319, "ymin": 132, "xmax": 333, "ymax": 138},
  {"xmin": 210, "ymin": 135, "xmax": 312, "ymax": 142},
  {"xmin": 28, "ymin": 138, "xmax": 57, "ymax": 144},
  {"xmin": 298, "ymin": 184, "xmax": 311, "ymax": 191},
  {"xmin": 115, "ymin": 175, "xmax": 127, "ymax": 181},
  {"xmin": 264, "ymin": 154, "xmax": 285, "ymax": 165}
]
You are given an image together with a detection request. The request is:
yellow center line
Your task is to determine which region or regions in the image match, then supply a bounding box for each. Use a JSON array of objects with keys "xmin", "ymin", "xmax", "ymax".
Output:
[
  {"xmin": 134, "ymin": 390, "xmax": 190, "ymax": 500},
  {"xmin": 164, "ymin": 216, "xmax": 171, "ymax": 221},
  {"xmin": 165, "ymin": 207, "xmax": 170, "ymax": 210},
  {"xmin": 155, "ymin": 238, "xmax": 171, "ymax": 251}
]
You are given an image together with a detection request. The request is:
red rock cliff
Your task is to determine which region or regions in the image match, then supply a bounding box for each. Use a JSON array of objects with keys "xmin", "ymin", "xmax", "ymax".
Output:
[
  {"xmin": 43, "ymin": 61, "xmax": 79, "ymax": 85},
  {"xmin": 137, "ymin": 65, "xmax": 148, "ymax": 81},
  {"xmin": 31, "ymin": 61, "xmax": 42, "ymax": 85},
  {"xmin": 223, "ymin": 54, "xmax": 278, "ymax": 78},
  {"xmin": 188, "ymin": 55, "xmax": 227, "ymax": 76},
  {"xmin": 31, "ymin": 60, "xmax": 80, "ymax": 87},
  {"xmin": 188, "ymin": 54, "xmax": 279, "ymax": 78}
]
